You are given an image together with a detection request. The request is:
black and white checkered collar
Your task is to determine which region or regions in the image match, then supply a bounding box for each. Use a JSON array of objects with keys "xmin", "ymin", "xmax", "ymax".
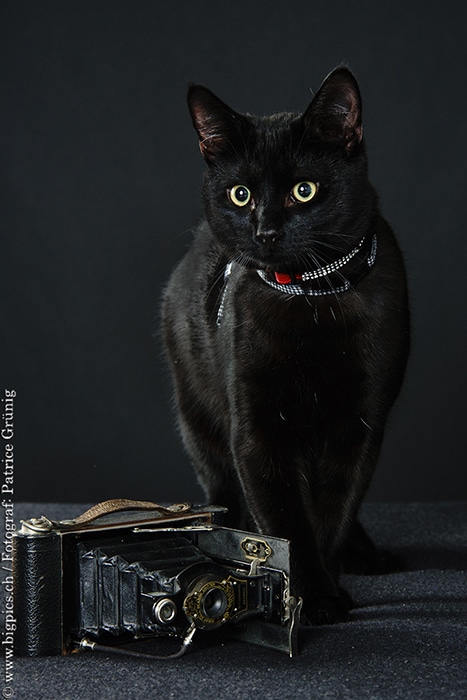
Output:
[
  {"xmin": 256, "ymin": 232, "xmax": 377, "ymax": 297},
  {"xmin": 216, "ymin": 232, "xmax": 377, "ymax": 325}
]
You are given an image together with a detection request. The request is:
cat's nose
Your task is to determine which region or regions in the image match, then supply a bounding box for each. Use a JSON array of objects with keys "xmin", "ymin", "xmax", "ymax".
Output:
[{"xmin": 255, "ymin": 229, "xmax": 281, "ymax": 245}]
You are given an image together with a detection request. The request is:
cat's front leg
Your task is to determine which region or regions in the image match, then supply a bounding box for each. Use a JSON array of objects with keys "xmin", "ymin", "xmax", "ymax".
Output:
[{"xmin": 231, "ymin": 441, "xmax": 351, "ymax": 625}]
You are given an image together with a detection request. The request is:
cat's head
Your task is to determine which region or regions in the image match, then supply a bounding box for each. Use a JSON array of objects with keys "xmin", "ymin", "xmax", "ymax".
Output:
[{"xmin": 187, "ymin": 67, "xmax": 376, "ymax": 279}]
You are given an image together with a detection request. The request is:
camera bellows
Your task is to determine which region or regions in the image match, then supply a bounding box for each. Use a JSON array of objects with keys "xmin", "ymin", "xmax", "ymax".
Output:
[{"xmin": 77, "ymin": 534, "xmax": 212, "ymax": 637}]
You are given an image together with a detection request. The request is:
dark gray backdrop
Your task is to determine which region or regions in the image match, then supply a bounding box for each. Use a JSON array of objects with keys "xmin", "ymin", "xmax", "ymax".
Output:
[{"xmin": 2, "ymin": 1, "xmax": 466, "ymax": 504}]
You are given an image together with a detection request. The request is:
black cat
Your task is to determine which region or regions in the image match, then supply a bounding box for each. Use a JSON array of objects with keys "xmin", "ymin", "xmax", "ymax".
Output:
[{"xmin": 162, "ymin": 67, "xmax": 410, "ymax": 624}]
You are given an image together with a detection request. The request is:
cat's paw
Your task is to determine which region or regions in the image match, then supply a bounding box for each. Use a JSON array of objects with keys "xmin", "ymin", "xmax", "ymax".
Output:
[{"xmin": 301, "ymin": 589, "xmax": 353, "ymax": 626}]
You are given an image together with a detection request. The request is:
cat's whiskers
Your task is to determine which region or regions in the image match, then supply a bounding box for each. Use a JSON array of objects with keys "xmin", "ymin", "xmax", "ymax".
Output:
[
  {"xmin": 288, "ymin": 246, "xmax": 355, "ymax": 323},
  {"xmin": 304, "ymin": 294, "xmax": 319, "ymax": 319},
  {"xmin": 232, "ymin": 250, "xmax": 256, "ymax": 270}
]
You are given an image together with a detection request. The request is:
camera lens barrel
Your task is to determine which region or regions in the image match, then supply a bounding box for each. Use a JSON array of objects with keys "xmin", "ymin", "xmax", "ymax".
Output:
[
  {"xmin": 183, "ymin": 573, "xmax": 258, "ymax": 630},
  {"xmin": 152, "ymin": 598, "xmax": 177, "ymax": 625}
]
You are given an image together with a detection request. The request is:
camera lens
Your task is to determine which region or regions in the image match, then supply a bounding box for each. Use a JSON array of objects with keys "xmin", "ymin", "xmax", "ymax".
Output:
[
  {"xmin": 201, "ymin": 588, "xmax": 228, "ymax": 619},
  {"xmin": 183, "ymin": 574, "xmax": 235, "ymax": 629},
  {"xmin": 153, "ymin": 598, "xmax": 177, "ymax": 625}
]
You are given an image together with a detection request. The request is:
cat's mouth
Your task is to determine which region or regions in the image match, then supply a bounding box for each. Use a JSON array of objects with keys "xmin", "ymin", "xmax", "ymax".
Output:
[
  {"xmin": 249, "ymin": 256, "xmax": 306, "ymax": 281},
  {"xmin": 256, "ymin": 233, "xmax": 378, "ymax": 297},
  {"xmin": 258, "ymin": 265, "xmax": 352, "ymax": 296},
  {"xmin": 253, "ymin": 260, "xmax": 308, "ymax": 285},
  {"xmin": 262, "ymin": 267, "xmax": 317, "ymax": 287},
  {"xmin": 266, "ymin": 270, "xmax": 304, "ymax": 285}
]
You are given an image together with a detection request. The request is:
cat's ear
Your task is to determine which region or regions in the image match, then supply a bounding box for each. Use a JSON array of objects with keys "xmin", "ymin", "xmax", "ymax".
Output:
[
  {"xmin": 303, "ymin": 67, "xmax": 363, "ymax": 153},
  {"xmin": 187, "ymin": 85, "xmax": 242, "ymax": 164}
]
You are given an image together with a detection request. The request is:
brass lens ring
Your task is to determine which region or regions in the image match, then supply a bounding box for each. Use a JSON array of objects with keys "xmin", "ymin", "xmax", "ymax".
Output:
[{"xmin": 183, "ymin": 576, "xmax": 235, "ymax": 629}]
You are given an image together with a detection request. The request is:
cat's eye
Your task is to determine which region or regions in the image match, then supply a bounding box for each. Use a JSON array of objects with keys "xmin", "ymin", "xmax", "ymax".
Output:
[
  {"xmin": 229, "ymin": 185, "xmax": 251, "ymax": 207},
  {"xmin": 291, "ymin": 181, "xmax": 318, "ymax": 203}
]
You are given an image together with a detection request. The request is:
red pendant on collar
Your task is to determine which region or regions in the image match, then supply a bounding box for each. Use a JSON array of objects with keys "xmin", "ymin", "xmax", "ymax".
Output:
[{"xmin": 274, "ymin": 272, "xmax": 302, "ymax": 285}]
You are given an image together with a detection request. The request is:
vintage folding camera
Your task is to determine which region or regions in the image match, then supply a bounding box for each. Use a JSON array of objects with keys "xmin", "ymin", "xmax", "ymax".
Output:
[{"xmin": 13, "ymin": 499, "xmax": 302, "ymax": 658}]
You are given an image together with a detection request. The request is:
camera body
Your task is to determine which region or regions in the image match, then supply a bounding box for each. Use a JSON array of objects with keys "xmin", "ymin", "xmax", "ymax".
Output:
[{"xmin": 13, "ymin": 500, "xmax": 301, "ymax": 657}]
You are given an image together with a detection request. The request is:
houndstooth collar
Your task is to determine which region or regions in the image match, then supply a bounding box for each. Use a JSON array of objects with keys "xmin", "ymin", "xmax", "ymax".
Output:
[
  {"xmin": 256, "ymin": 233, "xmax": 377, "ymax": 297},
  {"xmin": 216, "ymin": 233, "xmax": 377, "ymax": 325}
]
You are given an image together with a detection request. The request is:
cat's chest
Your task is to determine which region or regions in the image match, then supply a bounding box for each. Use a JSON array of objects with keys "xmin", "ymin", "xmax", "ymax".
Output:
[
  {"xmin": 216, "ymin": 269, "xmax": 362, "ymax": 381},
  {"xmin": 219, "ymin": 294, "xmax": 364, "ymax": 429}
]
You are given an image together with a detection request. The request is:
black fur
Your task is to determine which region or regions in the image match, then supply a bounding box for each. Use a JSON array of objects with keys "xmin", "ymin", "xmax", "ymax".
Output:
[{"xmin": 162, "ymin": 67, "xmax": 410, "ymax": 624}]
